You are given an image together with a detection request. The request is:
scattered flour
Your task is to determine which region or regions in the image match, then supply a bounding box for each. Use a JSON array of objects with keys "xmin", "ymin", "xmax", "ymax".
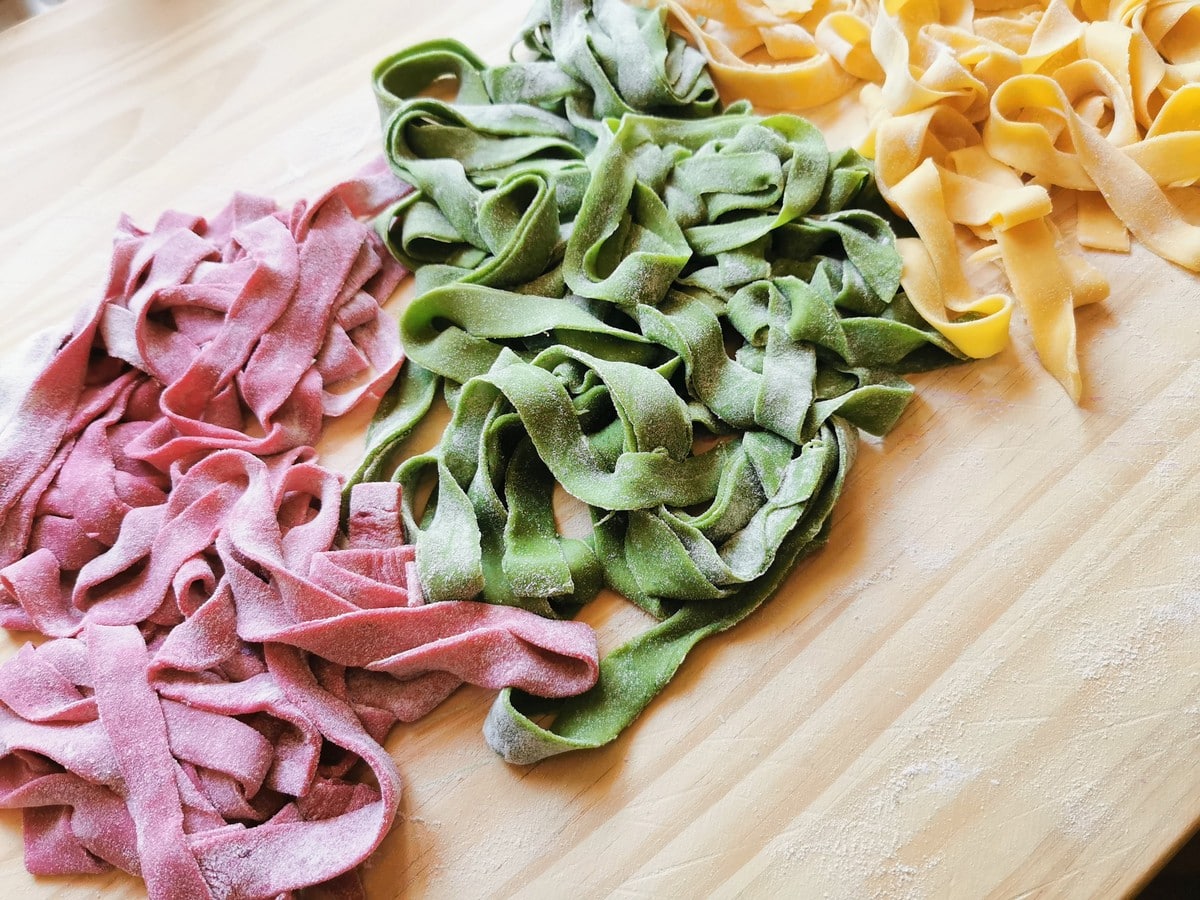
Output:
[
  {"xmin": 769, "ymin": 756, "xmax": 977, "ymax": 900},
  {"xmin": 1150, "ymin": 587, "xmax": 1200, "ymax": 628},
  {"xmin": 886, "ymin": 757, "xmax": 981, "ymax": 798},
  {"xmin": 1058, "ymin": 778, "xmax": 1115, "ymax": 843}
]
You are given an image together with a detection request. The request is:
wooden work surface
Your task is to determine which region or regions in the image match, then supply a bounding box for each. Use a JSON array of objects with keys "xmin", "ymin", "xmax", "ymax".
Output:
[{"xmin": 1, "ymin": 1, "xmax": 1198, "ymax": 897}]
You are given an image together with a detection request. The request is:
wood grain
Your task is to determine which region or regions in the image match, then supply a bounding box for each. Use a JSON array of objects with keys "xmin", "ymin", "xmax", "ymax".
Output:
[{"xmin": 1, "ymin": 1, "xmax": 1198, "ymax": 897}]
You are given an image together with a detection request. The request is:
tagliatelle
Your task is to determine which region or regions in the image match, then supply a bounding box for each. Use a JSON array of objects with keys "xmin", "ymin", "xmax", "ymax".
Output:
[
  {"xmin": 656, "ymin": 0, "xmax": 873, "ymax": 107},
  {"xmin": 987, "ymin": 73, "xmax": 1200, "ymax": 268},
  {"xmin": 0, "ymin": 168, "xmax": 601, "ymax": 896},
  {"xmin": 364, "ymin": 0, "xmax": 964, "ymax": 763},
  {"xmin": 875, "ymin": 105, "xmax": 1107, "ymax": 397},
  {"xmin": 650, "ymin": 0, "xmax": 1200, "ymax": 400}
]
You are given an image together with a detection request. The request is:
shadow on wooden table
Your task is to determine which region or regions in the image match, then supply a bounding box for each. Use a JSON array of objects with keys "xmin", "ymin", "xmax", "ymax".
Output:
[{"xmin": 1139, "ymin": 825, "xmax": 1200, "ymax": 898}]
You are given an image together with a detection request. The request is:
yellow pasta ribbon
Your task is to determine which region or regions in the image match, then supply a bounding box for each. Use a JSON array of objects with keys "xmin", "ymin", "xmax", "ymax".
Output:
[
  {"xmin": 646, "ymin": 0, "xmax": 1200, "ymax": 401},
  {"xmin": 644, "ymin": 0, "xmax": 878, "ymax": 108}
]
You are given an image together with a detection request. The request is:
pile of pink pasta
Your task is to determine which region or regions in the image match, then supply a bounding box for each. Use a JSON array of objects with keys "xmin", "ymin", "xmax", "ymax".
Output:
[{"xmin": 0, "ymin": 160, "xmax": 599, "ymax": 898}]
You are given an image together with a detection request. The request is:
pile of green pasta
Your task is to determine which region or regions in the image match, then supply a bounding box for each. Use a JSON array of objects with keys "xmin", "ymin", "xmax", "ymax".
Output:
[{"xmin": 352, "ymin": 0, "xmax": 961, "ymax": 763}]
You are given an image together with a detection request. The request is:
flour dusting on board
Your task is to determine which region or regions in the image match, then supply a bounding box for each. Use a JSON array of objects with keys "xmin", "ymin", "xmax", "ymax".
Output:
[
  {"xmin": 903, "ymin": 539, "xmax": 958, "ymax": 573},
  {"xmin": 1059, "ymin": 778, "xmax": 1115, "ymax": 842},
  {"xmin": 1153, "ymin": 587, "xmax": 1200, "ymax": 628},
  {"xmin": 888, "ymin": 757, "xmax": 981, "ymax": 797},
  {"xmin": 1066, "ymin": 581, "xmax": 1200, "ymax": 702},
  {"xmin": 1045, "ymin": 568, "xmax": 1200, "ymax": 842},
  {"xmin": 767, "ymin": 753, "xmax": 979, "ymax": 899}
]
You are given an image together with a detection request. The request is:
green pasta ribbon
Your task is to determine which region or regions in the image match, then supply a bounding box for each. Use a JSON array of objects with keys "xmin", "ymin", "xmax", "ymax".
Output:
[{"xmin": 358, "ymin": 0, "xmax": 963, "ymax": 763}]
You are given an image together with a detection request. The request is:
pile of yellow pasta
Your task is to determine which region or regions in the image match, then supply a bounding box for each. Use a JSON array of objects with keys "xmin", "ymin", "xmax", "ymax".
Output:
[{"xmin": 648, "ymin": 0, "xmax": 1200, "ymax": 400}]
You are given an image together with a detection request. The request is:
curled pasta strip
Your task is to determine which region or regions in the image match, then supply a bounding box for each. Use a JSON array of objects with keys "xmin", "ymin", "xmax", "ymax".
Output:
[
  {"xmin": 0, "ymin": 169, "xmax": 602, "ymax": 892},
  {"xmin": 876, "ymin": 104, "xmax": 1108, "ymax": 396},
  {"xmin": 362, "ymin": 3, "xmax": 961, "ymax": 761},
  {"xmin": 0, "ymin": 476, "xmax": 599, "ymax": 896},
  {"xmin": 651, "ymin": 0, "xmax": 1200, "ymax": 400},
  {"xmin": 986, "ymin": 66, "xmax": 1200, "ymax": 269},
  {"xmin": 370, "ymin": 0, "xmax": 722, "ymax": 290},
  {"xmin": 640, "ymin": 0, "xmax": 881, "ymax": 108}
]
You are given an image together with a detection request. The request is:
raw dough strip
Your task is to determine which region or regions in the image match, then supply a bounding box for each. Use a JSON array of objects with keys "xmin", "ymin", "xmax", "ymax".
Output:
[
  {"xmin": 363, "ymin": 0, "xmax": 961, "ymax": 761},
  {"xmin": 0, "ymin": 475, "xmax": 599, "ymax": 897},
  {"xmin": 650, "ymin": 0, "xmax": 1200, "ymax": 400},
  {"xmin": 875, "ymin": 107, "xmax": 1106, "ymax": 396},
  {"xmin": 371, "ymin": 0, "xmax": 723, "ymax": 293},
  {"xmin": 485, "ymin": 419, "xmax": 854, "ymax": 763},
  {"xmin": 646, "ymin": 0, "xmax": 878, "ymax": 108},
  {"xmin": 0, "ymin": 170, "xmax": 601, "ymax": 895},
  {"xmin": 987, "ymin": 69, "xmax": 1200, "ymax": 268},
  {"xmin": 0, "ymin": 162, "xmax": 406, "ymax": 634},
  {"xmin": 87, "ymin": 624, "xmax": 212, "ymax": 899}
]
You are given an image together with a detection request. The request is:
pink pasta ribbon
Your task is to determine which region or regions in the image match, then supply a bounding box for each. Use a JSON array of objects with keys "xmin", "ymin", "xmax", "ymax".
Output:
[{"xmin": 0, "ymin": 162, "xmax": 600, "ymax": 898}]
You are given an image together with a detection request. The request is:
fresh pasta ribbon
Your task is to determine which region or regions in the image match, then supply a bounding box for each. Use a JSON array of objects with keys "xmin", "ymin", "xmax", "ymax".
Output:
[
  {"xmin": 370, "ymin": 0, "xmax": 725, "ymax": 295},
  {"xmin": 651, "ymin": 0, "xmax": 870, "ymax": 109},
  {"xmin": 484, "ymin": 418, "xmax": 855, "ymax": 764},
  {"xmin": 0, "ymin": 168, "xmax": 604, "ymax": 893},
  {"xmin": 987, "ymin": 70, "xmax": 1200, "ymax": 269},
  {"xmin": 0, "ymin": 476, "xmax": 599, "ymax": 895},
  {"xmin": 875, "ymin": 105, "xmax": 1107, "ymax": 397},
  {"xmin": 649, "ymin": 0, "xmax": 1200, "ymax": 400},
  {"xmin": 652, "ymin": 0, "xmax": 868, "ymax": 109},
  {"xmin": 363, "ymin": 0, "xmax": 961, "ymax": 761}
]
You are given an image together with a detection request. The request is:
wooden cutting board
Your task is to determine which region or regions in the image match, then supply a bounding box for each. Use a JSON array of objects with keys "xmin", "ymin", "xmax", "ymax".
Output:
[{"xmin": 1, "ymin": 1, "xmax": 1197, "ymax": 896}]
